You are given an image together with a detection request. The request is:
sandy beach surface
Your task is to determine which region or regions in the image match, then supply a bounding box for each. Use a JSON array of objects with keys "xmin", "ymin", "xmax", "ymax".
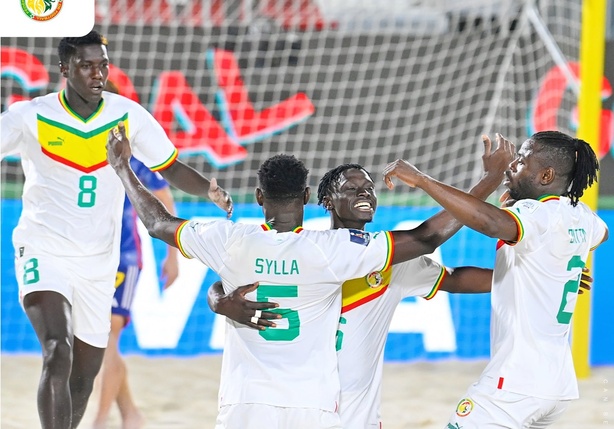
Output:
[{"xmin": 2, "ymin": 354, "xmax": 612, "ymax": 428}]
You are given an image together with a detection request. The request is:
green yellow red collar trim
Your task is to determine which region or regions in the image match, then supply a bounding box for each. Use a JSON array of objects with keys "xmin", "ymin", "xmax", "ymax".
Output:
[
  {"xmin": 261, "ymin": 223, "xmax": 303, "ymax": 233},
  {"xmin": 537, "ymin": 194, "xmax": 560, "ymax": 202}
]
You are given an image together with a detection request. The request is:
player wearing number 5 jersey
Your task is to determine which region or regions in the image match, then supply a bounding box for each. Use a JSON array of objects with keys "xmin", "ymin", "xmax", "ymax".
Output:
[
  {"xmin": 0, "ymin": 30, "xmax": 231, "ymax": 429},
  {"xmin": 108, "ymin": 106, "xmax": 510, "ymax": 429},
  {"xmin": 383, "ymin": 130, "xmax": 609, "ymax": 428}
]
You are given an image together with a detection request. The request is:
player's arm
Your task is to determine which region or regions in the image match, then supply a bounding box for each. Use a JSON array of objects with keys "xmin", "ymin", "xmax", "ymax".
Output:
[
  {"xmin": 107, "ymin": 122, "xmax": 184, "ymax": 247},
  {"xmin": 439, "ymin": 267, "xmax": 493, "ymax": 293},
  {"xmin": 385, "ymin": 133, "xmax": 519, "ymax": 245},
  {"xmin": 208, "ymin": 281, "xmax": 281, "ymax": 330},
  {"xmin": 152, "ymin": 186, "xmax": 179, "ymax": 288},
  {"xmin": 388, "ymin": 134, "xmax": 515, "ymax": 264},
  {"xmin": 158, "ymin": 159, "xmax": 233, "ymax": 219},
  {"xmin": 440, "ymin": 266, "xmax": 594, "ymax": 294}
]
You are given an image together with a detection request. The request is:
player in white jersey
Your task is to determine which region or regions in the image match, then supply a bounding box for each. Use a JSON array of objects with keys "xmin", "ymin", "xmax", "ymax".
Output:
[
  {"xmin": 0, "ymin": 31, "xmax": 232, "ymax": 429},
  {"xmin": 383, "ymin": 130, "xmax": 609, "ymax": 428},
  {"xmin": 106, "ymin": 124, "xmax": 510, "ymax": 429},
  {"xmin": 207, "ymin": 134, "xmax": 514, "ymax": 428}
]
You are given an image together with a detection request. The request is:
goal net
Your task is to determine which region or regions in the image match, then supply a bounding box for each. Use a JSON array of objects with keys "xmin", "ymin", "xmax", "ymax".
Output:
[
  {"xmin": 1, "ymin": 0, "xmax": 583, "ymax": 357},
  {"xmin": 2, "ymin": 0, "xmax": 583, "ymax": 203}
]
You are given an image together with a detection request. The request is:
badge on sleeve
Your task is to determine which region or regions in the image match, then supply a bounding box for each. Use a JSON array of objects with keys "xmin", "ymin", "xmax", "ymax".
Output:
[{"xmin": 348, "ymin": 229, "xmax": 371, "ymax": 246}]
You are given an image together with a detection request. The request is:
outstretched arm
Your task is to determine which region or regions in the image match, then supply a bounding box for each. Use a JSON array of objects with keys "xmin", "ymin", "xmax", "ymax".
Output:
[
  {"xmin": 152, "ymin": 186, "xmax": 179, "ymax": 288},
  {"xmin": 385, "ymin": 133, "xmax": 518, "ymax": 244},
  {"xmin": 159, "ymin": 160, "xmax": 233, "ymax": 219},
  {"xmin": 388, "ymin": 134, "xmax": 515, "ymax": 264},
  {"xmin": 107, "ymin": 122, "xmax": 185, "ymax": 247},
  {"xmin": 440, "ymin": 266, "xmax": 594, "ymax": 294},
  {"xmin": 208, "ymin": 281, "xmax": 281, "ymax": 330}
]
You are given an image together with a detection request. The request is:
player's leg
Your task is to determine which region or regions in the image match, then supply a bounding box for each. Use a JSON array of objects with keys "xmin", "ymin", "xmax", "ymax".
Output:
[
  {"xmin": 23, "ymin": 290, "xmax": 74, "ymax": 429},
  {"xmin": 446, "ymin": 381, "xmax": 519, "ymax": 429},
  {"xmin": 524, "ymin": 399, "xmax": 571, "ymax": 429},
  {"xmin": 216, "ymin": 404, "xmax": 341, "ymax": 429},
  {"xmin": 70, "ymin": 336, "xmax": 105, "ymax": 428},
  {"xmin": 69, "ymin": 273, "xmax": 116, "ymax": 428},
  {"xmin": 93, "ymin": 263, "xmax": 143, "ymax": 429},
  {"xmin": 92, "ymin": 314, "xmax": 125, "ymax": 429},
  {"xmin": 446, "ymin": 381, "xmax": 562, "ymax": 429},
  {"xmin": 117, "ymin": 366, "xmax": 145, "ymax": 429}
]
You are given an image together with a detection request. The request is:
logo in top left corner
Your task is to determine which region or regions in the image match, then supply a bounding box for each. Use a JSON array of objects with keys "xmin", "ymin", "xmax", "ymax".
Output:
[{"xmin": 21, "ymin": 0, "xmax": 63, "ymax": 21}]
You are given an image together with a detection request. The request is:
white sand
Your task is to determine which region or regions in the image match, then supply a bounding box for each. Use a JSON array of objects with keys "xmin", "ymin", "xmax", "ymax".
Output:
[{"xmin": 2, "ymin": 355, "xmax": 612, "ymax": 428}]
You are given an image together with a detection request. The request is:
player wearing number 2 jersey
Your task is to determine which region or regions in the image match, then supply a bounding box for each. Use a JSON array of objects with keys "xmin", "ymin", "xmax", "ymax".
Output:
[
  {"xmin": 383, "ymin": 130, "xmax": 609, "ymax": 428},
  {"xmin": 106, "ymin": 120, "xmax": 510, "ymax": 429},
  {"xmin": 209, "ymin": 132, "xmax": 513, "ymax": 428},
  {"xmin": 0, "ymin": 31, "xmax": 231, "ymax": 429}
]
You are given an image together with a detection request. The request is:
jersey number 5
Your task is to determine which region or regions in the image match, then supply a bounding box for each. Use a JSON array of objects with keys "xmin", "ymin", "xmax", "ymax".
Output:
[
  {"xmin": 257, "ymin": 285, "xmax": 300, "ymax": 341},
  {"xmin": 556, "ymin": 255, "xmax": 585, "ymax": 324}
]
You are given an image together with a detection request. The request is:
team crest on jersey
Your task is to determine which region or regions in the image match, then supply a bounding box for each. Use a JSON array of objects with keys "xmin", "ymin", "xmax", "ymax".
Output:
[
  {"xmin": 348, "ymin": 229, "xmax": 370, "ymax": 246},
  {"xmin": 455, "ymin": 398, "xmax": 474, "ymax": 417},
  {"xmin": 21, "ymin": 0, "xmax": 63, "ymax": 21},
  {"xmin": 366, "ymin": 271, "xmax": 383, "ymax": 288}
]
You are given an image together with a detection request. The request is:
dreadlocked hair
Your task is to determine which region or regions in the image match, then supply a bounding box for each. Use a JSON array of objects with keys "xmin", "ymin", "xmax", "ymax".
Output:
[
  {"xmin": 58, "ymin": 30, "xmax": 108, "ymax": 64},
  {"xmin": 531, "ymin": 130, "xmax": 599, "ymax": 206},
  {"xmin": 317, "ymin": 163, "xmax": 372, "ymax": 209},
  {"xmin": 257, "ymin": 154, "xmax": 309, "ymax": 201}
]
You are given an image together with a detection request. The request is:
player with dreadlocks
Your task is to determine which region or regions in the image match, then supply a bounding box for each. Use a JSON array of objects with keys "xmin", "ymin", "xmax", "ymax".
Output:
[
  {"xmin": 383, "ymin": 130, "xmax": 609, "ymax": 428},
  {"xmin": 207, "ymin": 136, "xmax": 589, "ymax": 428}
]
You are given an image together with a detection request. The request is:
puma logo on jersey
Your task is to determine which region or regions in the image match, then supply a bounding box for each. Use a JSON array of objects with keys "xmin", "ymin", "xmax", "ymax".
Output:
[
  {"xmin": 36, "ymin": 113, "xmax": 129, "ymax": 172},
  {"xmin": 47, "ymin": 137, "xmax": 64, "ymax": 146}
]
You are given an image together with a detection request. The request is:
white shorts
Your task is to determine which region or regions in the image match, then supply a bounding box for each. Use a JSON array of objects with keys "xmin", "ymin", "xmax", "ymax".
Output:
[
  {"xmin": 215, "ymin": 404, "xmax": 342, "ymax": 429},
  {"xmin": 15, "ymin": 253, "xmax": 116, "ymax": 348},
  {"xmin": 447, "ymin": 381, "xmax": 572, "ymax": 429}
]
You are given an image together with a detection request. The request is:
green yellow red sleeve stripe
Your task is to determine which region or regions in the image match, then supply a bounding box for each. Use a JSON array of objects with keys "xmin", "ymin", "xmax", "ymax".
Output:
[
  {"xmin": 380, "ymin": 231, "xmax": 394, "ymax": 271},
  {"xmin": 501, "ymin": 208, "xmax": 524, "ymax": 245},
  {"xmin": 423, "ymin": 266, "xmax": 447, "ymax": 300},
  {"xmin": 174, "ymin": 220, "xmax": 193, "ymax": 259},
  {"xmin": 150, "ymin": 148, "xmax": 179, "ymax": 172}
]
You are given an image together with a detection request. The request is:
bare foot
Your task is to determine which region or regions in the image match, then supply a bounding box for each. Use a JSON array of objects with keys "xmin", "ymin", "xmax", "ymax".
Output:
[{"xmin": 122, "ymin": 410, "xmax": 145, "ymax": 429}]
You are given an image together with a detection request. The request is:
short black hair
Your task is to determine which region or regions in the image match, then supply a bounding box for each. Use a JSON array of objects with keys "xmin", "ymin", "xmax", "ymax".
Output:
[
  {"xmin": 257, "ymin": 154, "xmax": 309, "ymax": 201},
  {"xmin": 58, "ymin": 30, "xmax": 108, "ymax": 64},
  {"xmin": 317, "ymin": 163, "xmax": 371, "ymax": 208},
  {"xmin": 531, "ymin": 130, "xmax": 599, "ymax": 206}
]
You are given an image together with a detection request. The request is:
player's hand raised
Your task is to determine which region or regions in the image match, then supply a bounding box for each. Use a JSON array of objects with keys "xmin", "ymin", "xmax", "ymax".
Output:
[
  {"xmin": 106, "ymin": 121, "xmax": 132, "ymax": 170},
  {"xmin": 480, "ymin": 133, "xmax": 515, "ymax": 185},
  {"xmin": 208, "ymin": 177, "xmax": 234, "ymax": 219},
  {"xmin": 382, "ymin": 159, "xmax": 424, "ymax": 190}
]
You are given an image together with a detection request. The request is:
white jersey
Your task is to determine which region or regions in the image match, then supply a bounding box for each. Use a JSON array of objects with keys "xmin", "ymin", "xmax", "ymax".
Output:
[
  {"xmin": 481, "ymin": 196, "xmax": 608, "ymax": 400},
  {"xmin": 1, "ymin": 91, "xmax": 177, "ymax": 279},
  {"xmin": 176, "ymin": 221, "xmax": 394, "ymax": 412},
  {"xmin": 337, "ymin": 256, "xmax": 445, "ymax": 428}
]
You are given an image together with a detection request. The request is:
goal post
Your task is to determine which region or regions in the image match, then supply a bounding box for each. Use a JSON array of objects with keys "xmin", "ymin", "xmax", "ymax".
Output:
[
  {"xmin": 3, "ymin": 0, "xmax": 605, "ymax": 363},
  {"xmin": 573, "ymin": 0, "xmax": 608, "ymax": 379}
]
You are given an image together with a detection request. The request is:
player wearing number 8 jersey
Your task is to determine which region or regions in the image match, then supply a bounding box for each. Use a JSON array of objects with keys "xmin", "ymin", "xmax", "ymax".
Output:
[
  {"xmin": 383, "ymin": 130, "xmax": 609, "ymax": 428},
  {"xmin": 0, "ymin": 30, "xmax": 232, "ymax": 429}
]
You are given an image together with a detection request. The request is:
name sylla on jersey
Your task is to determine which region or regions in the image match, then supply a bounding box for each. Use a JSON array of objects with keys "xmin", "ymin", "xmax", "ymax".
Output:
[{"xmin": 255, "ymin": 258, "xmax": 300, "ymax": 275}]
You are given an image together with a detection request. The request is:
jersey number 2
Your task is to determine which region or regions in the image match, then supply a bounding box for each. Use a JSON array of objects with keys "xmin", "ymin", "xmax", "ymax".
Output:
[
  {"xmin": 257, "ymin": 285, "xmax": 300, "ymax": 341},
  {"xmin": 556, "ymin": 255, "xmax": 585, "ymax": 324}
]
